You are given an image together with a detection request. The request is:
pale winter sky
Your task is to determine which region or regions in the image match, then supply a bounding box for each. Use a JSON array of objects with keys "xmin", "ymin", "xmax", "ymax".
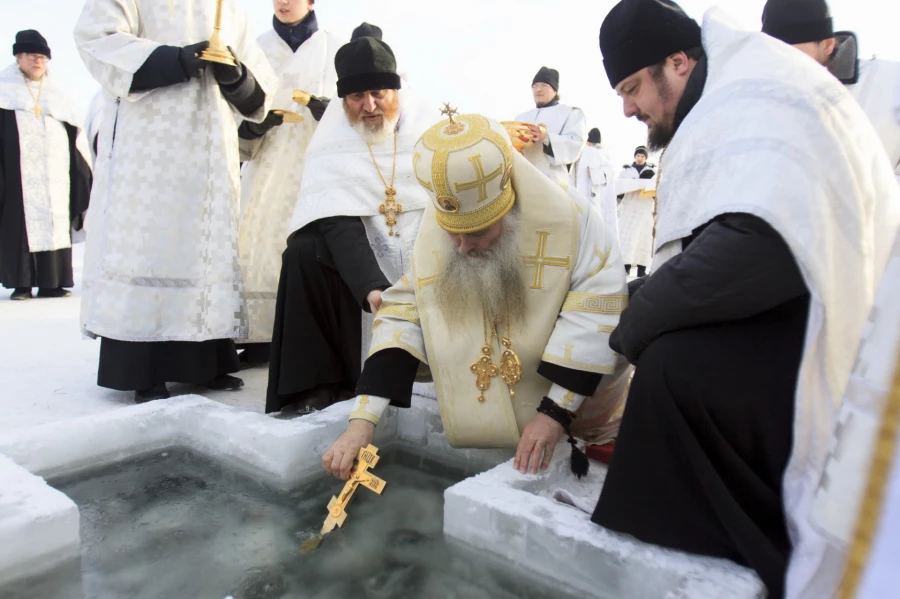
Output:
[{"xmin": 1, "ymin": 0, "xmax": 898, "ymax": 164}]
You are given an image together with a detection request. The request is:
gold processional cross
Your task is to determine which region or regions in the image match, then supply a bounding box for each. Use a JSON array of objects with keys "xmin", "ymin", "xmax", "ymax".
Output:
[
  {"xmin": 300, "ymin": 444, "xmax": 387, "ymax": 553},
  {"xmin": 454, "ymin": 153, "xmax": 503, "ymax": 203},
  {"xmin": 524, "ymin": 231, "xmax": 571, "ymax": 290}
]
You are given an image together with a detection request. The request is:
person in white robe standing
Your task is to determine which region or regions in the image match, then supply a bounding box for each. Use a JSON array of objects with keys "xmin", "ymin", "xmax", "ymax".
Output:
[
  {"xmin": 616, "ymin": 146, "xmax": 655, "ymax": 277},
  {"xmin": 762, "ymin": 0, "xmax": 900, "ymax": 185},
  {"xmin": 235, "ymin": 0, "xmax": 344, "ymax": 367},
  {"xmin": 515, "ymin": 67, "xmax": 587, "ymax": 188},
  {"xmin": 571, "ymin": 128, "xmax": 619, "ymax": 244},
  {"xmin": 265, "ymin": 36, "xmax": 433, "ymax": 415},
  {"xmin": 0, "ymin": 30, "xmax": 92, "ymax": 301},
  {"xmin": 591, "ymin": 2, "xmax": 899, "ymax": 598},
  {"xmin": 75, "ymin": 0, "xmax": 278, "ymax": 403}
]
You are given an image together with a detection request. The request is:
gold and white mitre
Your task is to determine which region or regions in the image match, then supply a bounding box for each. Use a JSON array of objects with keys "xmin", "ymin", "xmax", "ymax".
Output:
[{"xmin": 399, "ymin": 111, "xmax": 581, "ymax": 448}]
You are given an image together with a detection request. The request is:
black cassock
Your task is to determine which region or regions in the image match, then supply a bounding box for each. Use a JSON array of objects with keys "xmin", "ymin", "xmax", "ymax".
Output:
[
  {"xmin": 592, "ymin": 213, "xmax": 809, "ymax": 599},
  {"xmin": 266, "ymin": 216, "xmax": 390, "ymax": 413},
  {"xmin": 0, "ymin": 109, "xmax": 91, "ymax": 289}
]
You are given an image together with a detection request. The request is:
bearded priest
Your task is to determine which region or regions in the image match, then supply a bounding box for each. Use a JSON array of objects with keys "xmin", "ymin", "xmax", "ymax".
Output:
[
  {"xmin": 322, "ymin": 112, "xmax": 629, "ymax": 481},
  {"xmin": 265, "ymin": 36, "xmax": 434, "ymax": 414},
  {"xmin": 236, "ymin": 0, "xmax": 343, "ymax": 367},
  {"xmin": 0, "ymin": 30, "xmax": 92, "ymax": 301},
  {"xmin": 593, "ymin": 1, "xmax": 899, "ymax": 598},
  {"xmin": 515, "ymin": 67, "xmax": 588, "ymax": 188}
]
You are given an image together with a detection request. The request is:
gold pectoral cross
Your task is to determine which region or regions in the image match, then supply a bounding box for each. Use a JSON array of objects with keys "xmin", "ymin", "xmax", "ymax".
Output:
[
  {"xmin": 33, "ymin": 104, "xmax": 42, "ymax": 119},
  {"xmin": 300, "ymin": 444, "xmax": 387, "ymax": 554},
  {"xmin": 470, "ymin": 346, "xmax": 499, "ymax": 403},
  {"xmin": 378, "ymin": 188, "xmax": 403, "ymax": 236}
]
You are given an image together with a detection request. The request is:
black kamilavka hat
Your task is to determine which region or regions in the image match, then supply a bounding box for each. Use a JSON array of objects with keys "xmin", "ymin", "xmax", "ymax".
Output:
[
  {"xmin": 12, "ymin": 29, "xmax": 51, "ymax": 59},
  {"xmin": 762, "ymin": 0, "xmax": 834, "ymax": 45},
  {"xmin": 351, "ymin": 22, "xmax": 382, "ymax": 41},
  {"xmin": 532, "ymin": 66, "xmax": 560, "ymax": 91},
  {"xmin": 335, "ymin": 37, "xmax": 401, "ymax": 98},
  {"xmin": 599, "ymin": 0, "xmax": 700, "ymax": 88}
]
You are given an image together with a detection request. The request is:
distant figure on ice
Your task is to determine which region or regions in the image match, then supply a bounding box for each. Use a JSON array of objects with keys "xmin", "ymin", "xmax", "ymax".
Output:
[
  {"xmin": 514, "ymin": 67, "xmax": 587, "ymax": 188},
  {"xmin": 762, "ymin": 0, "xmax": 900, "ymax": 184},
  {"xmin": 322, "ymin": 113, "xmax": 629, "ymax": 482},
  {"xmin": 74, "ymin": 0, "xmax": 278, "ymax": 402},
  {"xmin": 236, "ymin": 0, "xmax": 343, "ymax": 368},
  {"xmin": 0, "ymin": 30, "xmax": 92, "ymax": 301},
  {"xmin": 616, "ymin": 146, "xmax": 655, "ymax": 277},
  {"xmin": 266, "ymin": 36, "xmax": 433, "ymax": 415},
  {"xmin": 592, "ymin": 1, "xmax": 899, "ymax": 598},
  {"xmin": 571, "ymin": 128, "xmax": 619, "ymax": 245}
]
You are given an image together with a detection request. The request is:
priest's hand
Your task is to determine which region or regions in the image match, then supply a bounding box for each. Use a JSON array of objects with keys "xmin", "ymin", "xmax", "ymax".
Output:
[
  {"xmin": 367, "ymin": 289, "xmax": 383, "ymax": 314},
  {"xmin": 212, "ymin": 46, "xmax": 244, "ymax": 86},
  {"xmin": 323, "ymin": 420, "xmax": 375, "ymax": 480},
  {"xmin": 179, "ymin": 41, "xmax": 210, "ymax": 79},
  {"xmin": 239, "ymin": 111, "xmax": 284, "ymax": 139},
  {"xmin": 515, "ymin": 412, "xmax": 565, "ymax": 475},
  {"xmin": 307, "ymin": 95, "xmax": 330, "ymax": 122}
]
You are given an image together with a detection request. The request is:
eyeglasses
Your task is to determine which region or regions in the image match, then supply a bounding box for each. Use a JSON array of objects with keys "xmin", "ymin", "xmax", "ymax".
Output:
[
  {"xmin": 531, "ymin": 83, "xmax": 551, "ymax": 91},
  {"xmin": 24, "ymin": 53, "xmax": 48, "ymax": 63}
]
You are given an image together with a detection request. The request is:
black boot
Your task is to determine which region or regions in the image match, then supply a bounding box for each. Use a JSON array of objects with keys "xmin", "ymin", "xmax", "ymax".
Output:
[
  {"xmin": 37, "ymin": 288, "xmax": 72, "ymax": 298},
  {"xmin": 135, "ymin": 384, "xmax": 170, "ymax": 403},
  {"xmin": 10, "ymin": 288, "xmax": 32, "ymax": 300},
  {"xmin": 204, "ymin": 375, "xmax": 244, "ymax": 391}
]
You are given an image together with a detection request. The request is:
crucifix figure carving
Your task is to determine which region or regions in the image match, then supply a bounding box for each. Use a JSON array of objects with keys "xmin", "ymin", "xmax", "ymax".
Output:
[
  {"xmin": 470, "ymin": 347, "xmax": 499, "ymax": 403},
  {"xmin": 524, "ymin": 230, "xmax": 571, "ymax": 289},
  {"xmin": 454, "ymin": 153, "xmax": 503, "ymax": 202},
  {"xmin": 378, "ymin": 188, "xmax": 403, "ymax": 237}
]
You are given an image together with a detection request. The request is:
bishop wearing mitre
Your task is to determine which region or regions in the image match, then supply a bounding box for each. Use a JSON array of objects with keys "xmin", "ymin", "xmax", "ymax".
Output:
[{"xmin": 323, "ymin": 112, "xmax": 629, "ymax": 479}]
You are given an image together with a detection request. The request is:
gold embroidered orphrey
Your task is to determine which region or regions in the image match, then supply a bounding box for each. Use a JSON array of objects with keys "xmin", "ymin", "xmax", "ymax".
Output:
[
  {"xmin": 524, "ymin": 230, "xmax": 572, "ymax": 289},
  {"xmin": 470, "ymin": 315, "xmax": 522, "ymax": 402},
  {"xmin": 440, "ymin": 102, "xmax": 464, "ymax": 135},
  {"xmin": 367, "ymin": 131, "xmax": 403, "ymax": 236},
  {"xmin": 22, "ymin": 72, "xmax": 44, "ymax": 119},
  {"xmin": 455, "ymin": 153, "xmax": 503, "ymax": 203},
  {"xmin": 299, "ymin": 444, "xmax": 387, "ymax": 554}
]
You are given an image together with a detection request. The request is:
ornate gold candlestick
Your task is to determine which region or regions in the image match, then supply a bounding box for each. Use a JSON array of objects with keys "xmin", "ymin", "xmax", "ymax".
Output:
[{"xmin": 199, "ymin": 0, "xmax": 237, "ymax": 66}]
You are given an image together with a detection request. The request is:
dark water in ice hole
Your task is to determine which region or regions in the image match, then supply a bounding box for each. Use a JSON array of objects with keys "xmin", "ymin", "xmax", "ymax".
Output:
[{"xmin": 2, "ymin": 448, "xmax": 578, "ymax": 599}]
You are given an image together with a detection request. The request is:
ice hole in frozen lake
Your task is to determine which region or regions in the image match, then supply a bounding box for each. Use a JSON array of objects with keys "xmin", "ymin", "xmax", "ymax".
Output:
[
  {"xmin": 0, "ymin": 395, "xmax": 765, "ymax": 599},
  {"xmin": 1, "ymin": 447, "xmax": 577, "ymax": 599}
]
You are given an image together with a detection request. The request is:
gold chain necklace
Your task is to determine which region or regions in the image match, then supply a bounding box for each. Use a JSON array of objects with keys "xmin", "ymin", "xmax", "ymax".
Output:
[
  {"xmin": 22, "ymin": 73, "xmax": 44, "ymax": 119},
  {"xmin": 470, "ymin": 314, "xmax": 522, "ymax": 402},
  {"xmin": 366, "ymin": 131, "xmax": 403, "ymax": 236}
]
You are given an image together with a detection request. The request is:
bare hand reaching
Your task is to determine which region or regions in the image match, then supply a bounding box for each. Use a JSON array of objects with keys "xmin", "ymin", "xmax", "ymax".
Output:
[
  {"xmin": 322, "ymin": 419, "xmax": 376, "ymax": 480},
  {"xmin": 367, "ymin": 289, "xmax": 383, "ymax": 314},
  {"xmin": 514, "ymin": 412, "xmax": 565, "ymax": 474}
]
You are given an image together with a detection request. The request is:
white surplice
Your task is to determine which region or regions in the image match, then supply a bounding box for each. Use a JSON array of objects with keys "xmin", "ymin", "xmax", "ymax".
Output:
[
  {"xmin": 0, "ymin": 64, "xmax": 91, "ymax": 252},
  {"xmin": 75, "ymin": 0, "xmax": 278, "ymax": 343},
  {"xmin": 237, "ymin": 28, "xmax": 343, "ymax": 343},
  {"xmin": 515, "ymin": 102, "xmax": 587, "ymax": 187},
  {"xmin": 287, "ymin": 88, "xmax": 436, "ymax": 285},
  {"xmin": 616, "ymin": 165, "xmax": 655, "ymax": 267},
  {"xmin": 651, "ymin": 10, "xmax": 900, "ymax": 599},
  {"xmin": 572, "ymin": 145, "xmax": 619, "ymax": 247}
]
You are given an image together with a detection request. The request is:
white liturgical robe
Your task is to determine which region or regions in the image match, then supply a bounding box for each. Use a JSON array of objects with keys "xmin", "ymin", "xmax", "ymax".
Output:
[
  {"xmin": 75, "ymin": 0, "xmax": 278, "ymax": 343},
  {"xmin": 237, "ymin": 27, "xmax": 343, "ymax": 343},
  {"xmin": 616, "ymin": 164, "xmax": 656, "ymax": 267},
  {"xmin": 650, "ymin": 10, "xmax": 900, "ymax": 599},
  {"xmin": 572, "ymin": 145, "xmax": 619, "ymax": 246},
  {"xmin": 515, "ymin": 102, "xmax": 587, "ymax": 187}
]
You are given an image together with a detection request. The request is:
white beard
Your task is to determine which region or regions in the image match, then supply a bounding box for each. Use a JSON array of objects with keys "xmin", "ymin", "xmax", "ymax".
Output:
[
  {"xmin": 435, "ymin": 207, "xmax": 526, "ymax": 328},
  {"xmin": 351, "ymin": 111, "xmax": 400, "ymax": 145}
]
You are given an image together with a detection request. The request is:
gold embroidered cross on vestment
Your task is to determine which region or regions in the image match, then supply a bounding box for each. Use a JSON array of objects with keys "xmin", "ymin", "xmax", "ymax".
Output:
[
  {"xmin": 367, "ymin": 131, "xmax": 403, "ymax": 236},
  {"xmin": 524, "ymin": 230, "xmax": 571, "ymax": 289},
  {"xmin": 454, "ymin": 153, "xmax": 503, "ymax": 202}
]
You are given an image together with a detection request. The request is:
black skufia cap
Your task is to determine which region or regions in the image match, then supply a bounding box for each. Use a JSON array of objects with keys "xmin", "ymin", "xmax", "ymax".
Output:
[
  {"xmin": 599, "ymin": 0, "xmax": 701, "ymax": 88},
  {"xmin": 532, "ymin": 66, "xmax": 560, "ymax": 91},
  {"xmin": 762, "ymin": 0, "xmax": 834, "ymax": 45},
  {"xmin": 588, "ymin": 128, "xmax": 601, "ymax": 144},
  {"xmin": 351, "ymin": 22, "xmax": 383, "ymax": 41},
  {"xmin": 13, "ymin": 29, "xmax": 51, "ymax": 59},
  {"xmin": 335, "ymin": 37, "xmax": 401, "ymax": 98}
]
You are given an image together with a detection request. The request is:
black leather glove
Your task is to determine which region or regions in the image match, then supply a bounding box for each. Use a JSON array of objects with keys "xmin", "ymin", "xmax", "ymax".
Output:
[
  {"xmin": 178, "ymin": 41, "xmax": 210, "ymax": 79},
  {"xmin": 238, "ymin": 111, "xmax": 284, "ymax": 140},
  {"xmin": 212, "ymin": 46, "xmax": 244, "ymax": 86},
  {"xmin": 307, "ymin": 95, "xmax": 330, "ymax": 122}
]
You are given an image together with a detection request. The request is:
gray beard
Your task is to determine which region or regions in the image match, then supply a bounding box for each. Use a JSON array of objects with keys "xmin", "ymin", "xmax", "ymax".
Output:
[
  {"xmin": 351, "ymin": 112, "xmax": 400, "ymax": 145},
  {"xmin": 435, "ymin": 209, "xmax": 526, "ymax": 329}
]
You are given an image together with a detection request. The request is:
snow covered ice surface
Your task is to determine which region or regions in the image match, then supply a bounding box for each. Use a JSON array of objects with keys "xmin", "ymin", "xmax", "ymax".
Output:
[
  {"xmin": 0, "ymin": 448, "xmax": 575, "ymax": 599},
  {"xmin": 1, "ymin": 245, "xmax": 271, "ymax": 436}
]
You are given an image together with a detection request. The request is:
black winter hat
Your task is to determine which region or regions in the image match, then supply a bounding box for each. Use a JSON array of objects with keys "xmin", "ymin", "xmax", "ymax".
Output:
[
  {"xmin": 335, "ymin": 37, "xmax": 401, "ymax": 98},
  {"xmin": 599, "ymin": 0, "xmax": 700, "ymax": 88},
  {"xmin": 762, "ymin": 0, "xmax": 834, "ymax": 45},
  {"xmin": 634, "ymin": 145, "xmax": 649, "ymax": 157},
  {"xmin": 532, "ymin": 66, "xmax": 559, "ymax": 91},
  {"xmin": 588, "ymin": 128, "xmax": 601, "ymax": 144},
  {"xmin": 12, "ymin": 29, "xmax": 51, "ymax": 59},
  {"xmin": 351, "ymin": 22, "xmax": 382, "ymax": 41}
]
